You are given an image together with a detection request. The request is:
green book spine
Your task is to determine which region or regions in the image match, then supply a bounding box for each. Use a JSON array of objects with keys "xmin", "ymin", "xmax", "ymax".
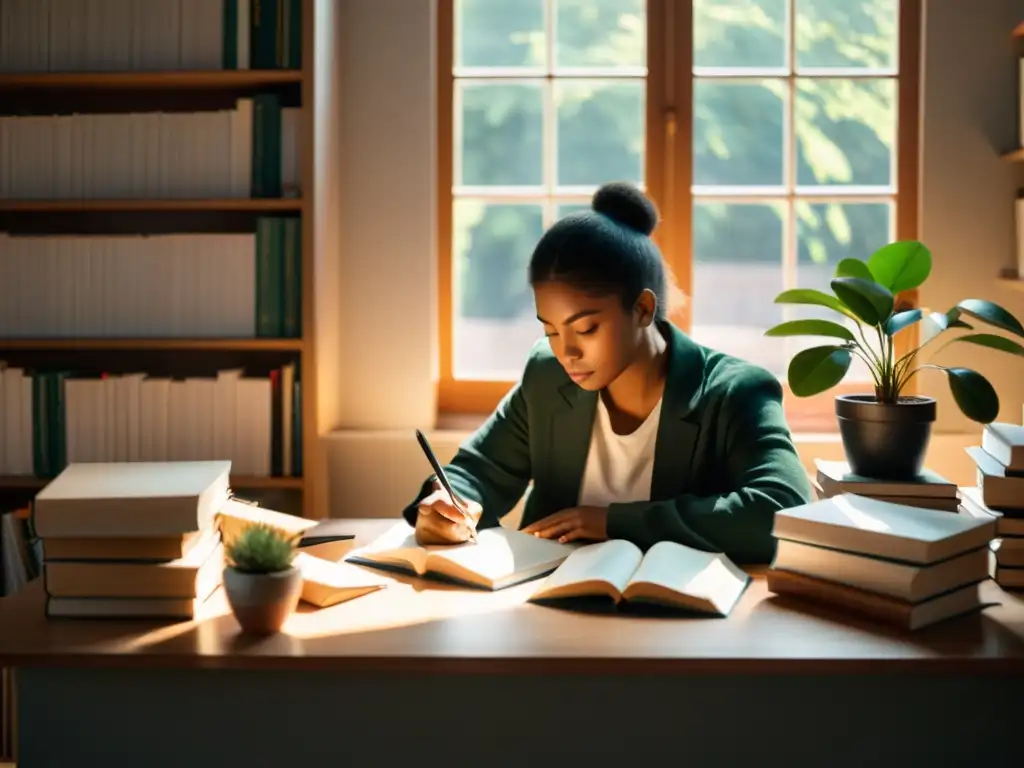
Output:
[
  {"xmin": 265, "ymin": 93, "xmax": 282, "ymax": 196},
  {"xmin": 279, "ymin": 0, "xmax": 289, "ymax": 68},
  {"xmin": 251, "ymin": 93, "xmax": 281, "ymax": 197},
  {"xmin": 282, "ymin": 216, "xmax": 301, "ymax": 338},
  {"xmin": 251, "ymin": 94, "xmax": 266, "ymax": 196},
  {"xmin": 250, "ymin": 0, "xmax": 278, "ymax": 68},
  {"xmin": 255, "ymin": 218, "xmax": 275, "ymax": 336},
  {"xmin": 271, "ymin": 218, "xmax": 285, "ymax": 335},
  {"xmin": 222, "ymin": 0, "xmax": 238, "ymax": 69},
  {"xmin": 50, "ymin": 372, "xmax": 66, "ymax": 473},
  {"xmin": 289, "ymin": 0, "xmax": 301, "ymax": 68}
]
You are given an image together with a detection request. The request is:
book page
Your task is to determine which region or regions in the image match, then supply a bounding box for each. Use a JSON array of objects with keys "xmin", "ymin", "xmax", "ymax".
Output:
[
  {"xmin": 349, "ymin": 521, "xmax": 432, "ymax": 575},
  {"xmin": 624, "ymin": 541, "xmax": 749, "ymax": 615},
  {"xmin": 430, "ymin": 527, "xmax": 575, "ymax": 588},
  {"xmin": 531, "ymin": 539, "xmax": 643, "ymax": 601}
]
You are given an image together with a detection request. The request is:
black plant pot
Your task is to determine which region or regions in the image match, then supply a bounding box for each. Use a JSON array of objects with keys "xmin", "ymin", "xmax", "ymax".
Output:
[{"xmin": 835, "ymin": 394, "xmax": 937, "ymax": 480}]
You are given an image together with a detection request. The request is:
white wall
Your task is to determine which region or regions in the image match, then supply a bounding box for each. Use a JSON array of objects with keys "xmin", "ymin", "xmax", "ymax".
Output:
[
  {"xmin": 917, "ymin": 0, "xmax": 1024, "ymax": 432},
  {"xmin": 320, "ymin": 0, "xmax": 1024, "ymax": 519}
]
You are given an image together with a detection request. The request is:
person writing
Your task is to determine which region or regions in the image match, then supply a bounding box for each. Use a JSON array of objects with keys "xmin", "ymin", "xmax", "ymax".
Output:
[{"xmin": 403, "ymin": 182, "xmax": 812, "ymax": 563}]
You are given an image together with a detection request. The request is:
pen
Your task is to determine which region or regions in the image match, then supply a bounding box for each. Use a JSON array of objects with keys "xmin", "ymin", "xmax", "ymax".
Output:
[{"xmin": 415, "ymin": 429, "xmax": 478, "ymax": 543}]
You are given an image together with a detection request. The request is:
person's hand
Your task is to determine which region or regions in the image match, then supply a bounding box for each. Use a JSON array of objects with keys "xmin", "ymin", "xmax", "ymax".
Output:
[
  {"xmin": 414, "ymin": 479, "xmax": 483, "ymax": 545},
  {"xmin": 521, "ymin": 506, "xmax": 608, "ymax": 544}
]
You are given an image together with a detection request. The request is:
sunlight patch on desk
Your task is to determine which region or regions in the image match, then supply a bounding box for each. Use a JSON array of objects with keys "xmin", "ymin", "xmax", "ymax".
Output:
[{"xmin": 281, "ymin": 579, "xmax": 534, "ymax": 640}]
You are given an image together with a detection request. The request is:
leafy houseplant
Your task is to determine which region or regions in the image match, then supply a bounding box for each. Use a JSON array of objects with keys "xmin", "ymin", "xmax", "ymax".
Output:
[
  {"xmin": 222, "ymin": 523, "xmax": 303, "ymax": 635},
  {"xmin": 765, "ymin": 240, "xmax": 1024, "ymax": 479}
]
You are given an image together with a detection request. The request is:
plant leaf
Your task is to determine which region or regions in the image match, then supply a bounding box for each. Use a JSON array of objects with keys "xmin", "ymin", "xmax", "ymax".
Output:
[
  {"xmin": 831, "ymin": 277, "xmax": 895, "ymax": 326},
  {"xmin": 883, "ymin": 308, "xmax": 923, "ymax": 336},
  {"xmin": 922, "ymin": 310, "xmax": 972, "ymax": 343},
  {"xmin": 956, "ymin": 299, "xmax": 1024, "ymax": 338},
  {"xmin": 867, "ymin": 240, "xmax": 932, "ymax": 293},
  {"xmin": 764, "ymin": 319, "xmax": 855, "ymax": 341},
  {"xmin": 948, "ymin": 333, "xmax": 1024, "ymax": 356},
  {"xmin": 943, "ymin": 367, "xmax": 1000, "ymax": 423},
  {"xmin": 788, "ymin": 345, "xmax": 853, "ymax": 397},
  {"xmin": 774, "ymin": 288, "xmax": 856, "ymax": 319},
  {"xmin": 834, "ymin": 258, "xmax": 874, "ymax": 282}
]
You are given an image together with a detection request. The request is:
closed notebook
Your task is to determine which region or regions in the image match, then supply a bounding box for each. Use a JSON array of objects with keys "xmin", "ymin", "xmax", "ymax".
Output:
[
  {"xmin": 348, "ymin": 521, "xmax": 574, "ymax": 590},
  {"xmin": 530, "ymin": 539, "xmax": 750, "ymax": 617},
  {"xmin": 772, "ymin": 494, "xmax": 996, "ymax": 565}
]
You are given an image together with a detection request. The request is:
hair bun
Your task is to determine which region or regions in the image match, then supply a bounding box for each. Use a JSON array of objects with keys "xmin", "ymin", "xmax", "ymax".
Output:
[{"xmin": 591, "ymin": 182, "xmax": 658, "ymax": 236}]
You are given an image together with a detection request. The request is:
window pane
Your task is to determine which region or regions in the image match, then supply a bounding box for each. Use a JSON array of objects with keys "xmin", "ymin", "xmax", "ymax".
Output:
[
  {"xmin": 694, "ymin": 79, "xmax": 785, "ymax": 187},
  {"xmin": 455, "ymin": 0, "xmax": 545, "ymax": 69},
  {"xmin": 693, "ymin": 0, "xmax": 787, "ymax": 69},
  {"xmin": 557, "ymin": 80, "xmax": 644, "ymax": 186},
  {"xmin": 794, "ymin": 201, "xmax": 893, "ymax": 381},
  {"xmin": 795, "ymin": 78, "xmax": 894, "ymax": 187},
  {"xmin": 459, "ymin": 83, "xmax": 544, "ymax": 187},
  {"xmin": 691, "ymin": 201, "xmax": 787, "ymax": 375},
  {"xmin": 555, "ymin": 0, "xmax": 645, "ymax": 69},
  {"xmin": 795, "ymin": 0, "xmax": 897, "ymax": 71},
  {"xmin": 454, "ymin": 201, "xmax": 544, "ymax": 379},
  {"xmin": 557, "ymin": 203, "xmax": 590, "ymax": 219}
]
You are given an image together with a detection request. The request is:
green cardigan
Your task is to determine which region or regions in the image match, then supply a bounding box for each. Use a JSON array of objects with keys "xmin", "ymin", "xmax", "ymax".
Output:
[{"xmin": 403, "ymin": 322, "xmax": 813, "ymax": 563}]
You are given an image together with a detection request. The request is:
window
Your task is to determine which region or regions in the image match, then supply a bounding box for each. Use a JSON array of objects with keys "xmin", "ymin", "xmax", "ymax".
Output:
[{"xmin": 438, "ymin": 0, "xmax": 920, "ymax": 429}]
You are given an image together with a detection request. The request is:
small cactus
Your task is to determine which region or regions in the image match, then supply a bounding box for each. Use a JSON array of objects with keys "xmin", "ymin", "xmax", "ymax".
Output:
[{"xmin": 225, "ymin": 523, "xmax": 298, "ymax": 574}]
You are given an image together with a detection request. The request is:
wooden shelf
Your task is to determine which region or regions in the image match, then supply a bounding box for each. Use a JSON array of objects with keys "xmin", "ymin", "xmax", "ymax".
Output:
[
  {"xmin": 1002, "ymin": 148, "xmax": 1024, "ymax": 161},
  {"xmin": 0, "ymin": 338, "xmax": 304, "ymax": 352},
  {"xmin": 0, "ymin": 69, "xmax": 302, "ymax": 91},
  {"xmin": 0, "ymin": 198, "xmax": 302, "ymax": 213},
  {"xmin": 0, "ymin": 475, "xmax": 304, "ymax": 491}
]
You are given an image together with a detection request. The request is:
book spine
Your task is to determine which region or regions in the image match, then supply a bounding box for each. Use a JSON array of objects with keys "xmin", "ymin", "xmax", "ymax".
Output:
[
  {"xmin": 250, "ymin": 94, "xmax": 265, "ymax": 196},
  {"xmin": 292, "ymin": 376, "xmax": 302, "ymax": 476},
  {"xmin": 222, "ymin": 0, "xmax": 238, "ymax": 69},
  {"xmin": 255, "ymin": 217, "xmax": 274, "ymax": 336},
  {"xmin": 250, "ymin": 0, "xmax": 277, "ymax": 69},
  {"xmin": 282, "ymin": 216, "xmax": 300, "ymax": 338},
  {"xmin": 289, "ymin": 0, "xmax": 301, "ymax": 68}
]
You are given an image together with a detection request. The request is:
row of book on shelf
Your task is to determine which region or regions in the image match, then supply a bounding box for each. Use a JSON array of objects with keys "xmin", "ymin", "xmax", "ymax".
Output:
[
  {"xmin": 0, "ymin": 0, "xmax": 300, "ymax": 73},
  {"xmin": 0, "ymin": 97, "xmax": 300, "ymax": 200},
  {"xmin": 0, "ymin": 361, "xmax": 302, "ymax": 478},
  {"xmin": 0, "ymin": 219, "xmax": 301, "ymax": 339},
  {"xmin": 765, "ymin": 421, "xmax": 1024, "ymax": 629}
]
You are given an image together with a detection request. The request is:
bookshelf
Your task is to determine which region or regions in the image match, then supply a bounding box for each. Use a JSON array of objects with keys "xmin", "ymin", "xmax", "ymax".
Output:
[{"xmin": 0, "ymin": 0, "xmax": 327, "ymax": 523}]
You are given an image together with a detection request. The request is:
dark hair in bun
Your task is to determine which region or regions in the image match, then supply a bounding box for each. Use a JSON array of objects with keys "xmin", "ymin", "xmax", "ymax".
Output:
[{"xmin": 528, "ymin": 181, "xmax": 670, "ymax": 320}]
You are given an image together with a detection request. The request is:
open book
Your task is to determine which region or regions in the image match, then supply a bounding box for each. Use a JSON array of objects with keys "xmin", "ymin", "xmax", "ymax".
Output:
[
  {"xmin": 347, "ymin": 521, "xmax": 574, "ymax": 590},
  {"xmin": 530, "ymin": 539, "xmax": 750, "ymax": 616}
]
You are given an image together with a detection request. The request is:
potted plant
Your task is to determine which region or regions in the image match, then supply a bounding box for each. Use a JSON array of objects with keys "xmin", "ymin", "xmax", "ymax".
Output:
[
  {"xmin": 223, "ymin": 523, "xmax": 303, "ymax": 635},
  {"xmin": 765, "ymin": 240, "xmax": 1024, "ymax": 480}
]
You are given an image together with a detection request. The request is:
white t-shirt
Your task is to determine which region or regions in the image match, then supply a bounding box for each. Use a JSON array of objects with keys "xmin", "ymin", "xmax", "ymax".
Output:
[{"xmin": 578, "ymin": 394, "xmax": 663, "ymax": 508}]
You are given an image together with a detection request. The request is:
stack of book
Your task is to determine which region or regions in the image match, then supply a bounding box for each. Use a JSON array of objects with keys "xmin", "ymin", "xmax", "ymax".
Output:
[
  {"xmin": 33, "ymin": 461, "xmax": 232, "ymax": 620},
  {"xmin": 767, "ymin": 494, "xmax": 996, "ymax": 630},
  {"xmin": 811, "ymin": 459, "xmax": 960, "ymax": 512},
  {"xmin": 963, "ymin": 422, "xmax": 1024, "ymax": 590}
]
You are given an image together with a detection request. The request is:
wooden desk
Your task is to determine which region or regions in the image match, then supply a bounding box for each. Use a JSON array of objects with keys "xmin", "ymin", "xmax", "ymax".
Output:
[{"xmin": 1, "ymin": 519, "xmax": 1021, "ymax": 766}]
